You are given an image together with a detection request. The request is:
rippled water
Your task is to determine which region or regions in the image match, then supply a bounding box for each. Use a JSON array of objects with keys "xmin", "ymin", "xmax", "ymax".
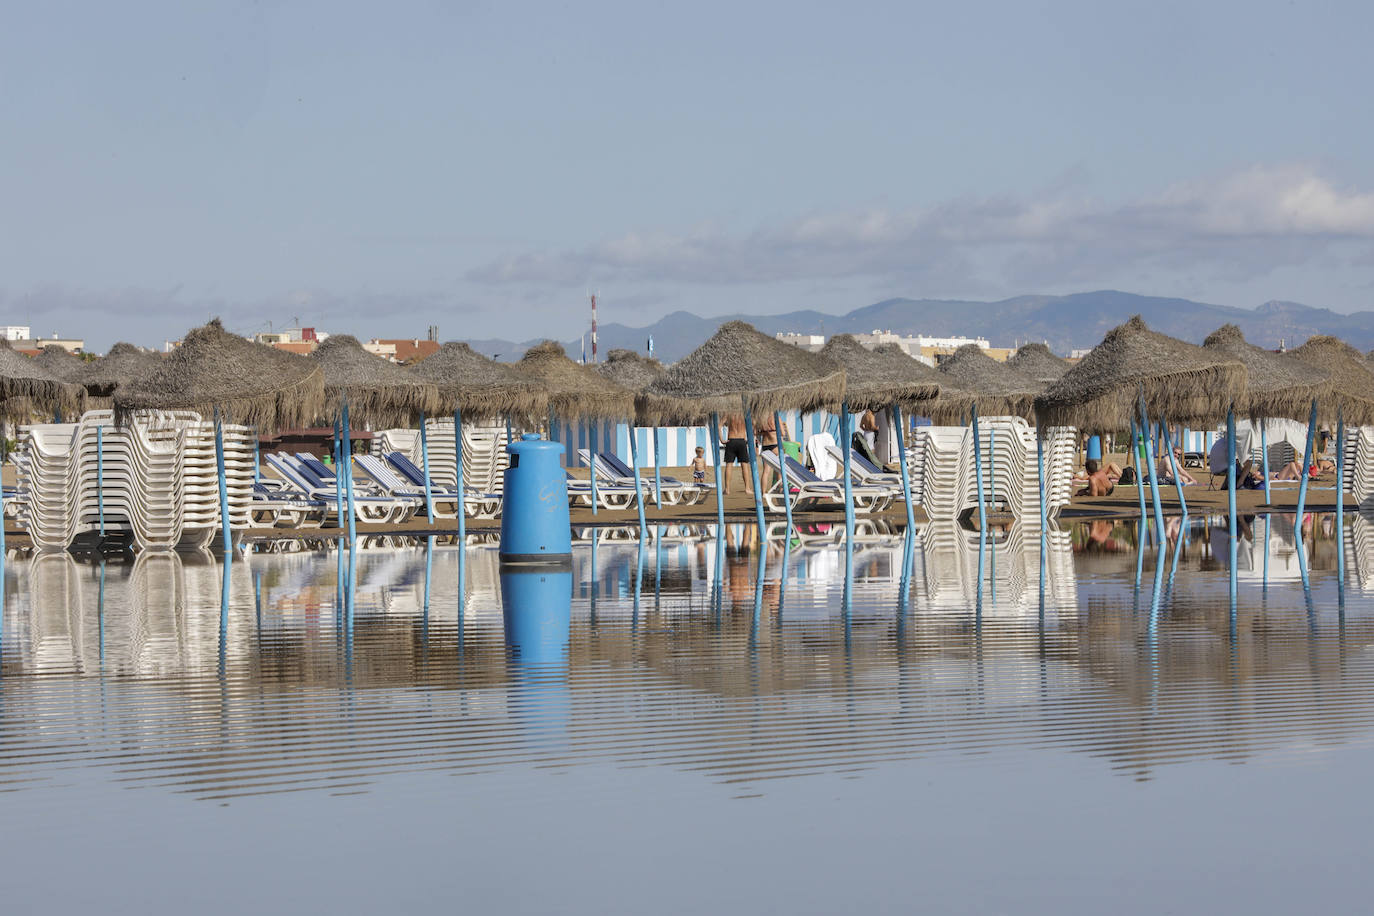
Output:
[{"xmin": 3, "ymin": 514, "xmax": 1373, "ymax": 913}]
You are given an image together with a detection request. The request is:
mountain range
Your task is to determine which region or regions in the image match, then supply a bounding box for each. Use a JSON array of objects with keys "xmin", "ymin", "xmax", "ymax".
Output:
[{"xmin": 467, "ymin": 290, "xmax": 1374, "ymax": 363}]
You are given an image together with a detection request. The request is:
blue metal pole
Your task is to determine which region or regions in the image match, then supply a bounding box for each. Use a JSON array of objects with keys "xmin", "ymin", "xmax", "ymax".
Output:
[
  {"xmin": 652, "ymin": 425, "xmax": 663, "ymax": 509},
  {"xmin": 989, "ymin": 427, "xmax": 997, "ymax": 511},
  {"xmin": 1259, "ymin": 418, "xmax": 1271, "ymax": 504},
  {"xmin": 454, "ymin": 410, "xmax": 466, "ymax": 545},
  {"xmin": 96, "ymin": 423, "xmax": 105, "ymax": 537},
  {"xmin": 342, "ymin": 401, "xmax": 356, "ymax": 545},
  {"xmin": 419, "ymin": 411, "xmax": 435, "ymax": 524},
  {"xmin": 629, "ymin": 420, "xmax": 648, "ymax": 533},
  {"xmin": 1336, "ymin": 412, "xmax": 1346, "ymax": 542},
  {"xmin": 709, "ymin": 411, "xmax": 726, "ymax": 534},
  {"xmin": 214, "ymin": 409, "xmax": 232, "ymax": 555},
  {"xmin": 1226, "ymin": 405, "xmax": 1238, "ymax": 561},
  {"xmin": 1035, "ymin": 430, "xmax": 1047, "ymax": 534},
  {"xmin": 1294, "ymin": 399, "xmax": 1318, "ymax": 522},
  {"xmin": 742, "ymin": 402, "xmax": 767, "ymax": 533},
  {"xmin": 891, "ymin": 405, "xmax": 916, "ymax": 532},
  {"xmin": 587, "ymin": 420, "xmax": 599, "ymax": 517},
  {"xmin": 1159, "ymin": 420, "xmax": 1188, "ymax": 517},
  {"xmin": 774, "ymin": 409, "xmax": 793, "ymax": 532},
  {"xmin": 840, "ymin": 401, "xmax": 855, "ymax": 538},
  {"xmin": 1130, "ymin": 417, "xmax": 1147, "ymax": 524},
  {"xmin": 971, "ymin": 405, "xmax": 986, "ymax": 532},
  {"xmin": 331, "ymin": 420, "xmax": 344, "ymax": 527},
  {"xmin": 1138, "ymin": 393, "xmax": 1166, "ymax": 547}
]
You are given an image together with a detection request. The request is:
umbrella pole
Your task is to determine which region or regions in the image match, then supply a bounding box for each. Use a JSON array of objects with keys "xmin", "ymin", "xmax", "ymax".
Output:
[
  {"xmin": 332, "ymin": 421, "xmax": 344, "ymax": 528},
  {"xmin": 343, "ymin": 400, "xmax": 357, "ymax": 545},
  {"xmin": 1130, "ymin": 417, "xmax": 1146, "ymax": 524},
  {"xmin": 629, "ymin": 419, "xmax": 647, "ymax": 533},
  {"xmin": 1226, "ymin": 403, "xmax": 1238, "ymax": 546},
  {"xmin": 1336, "ymin": 411, "xmax": 1346, "ymax": 536},
  {"xmin": 419, "ymin": 411, "xmax": 435, "ymax": 525},
  {"xmin": 1295, "ymin": 398, "xmax": 1318, "ymax": 522},
  {"xmin": 1159, "ymin": 419, "xmax": 1188, "ymax": 517},
  {"xmin": 742, "ymin": 401, "xmax": 766, "ymax": 534},
  {"xmin": 214, "ymin": 408, "xmax": 232, "ymax": 555},
  {"xmin": 891, "ymin": 405, "xmax": 916, "ymax": 532},
  {"xmin": 773, "ymin": 410, "xmax": 793, "ymax": 531},
  {"xmin": 1035, "ymin": 429, "xmax": 1047, "ymax": 535},
  {"xmin": 710, "ymin": 411, "xmax": 726, "ymax": 534},
  {"xmin": 588, "ymin": 420, "xmax": 599, "ymax": 517},
  {"xmin": 840, "ymin": 401, "xmax": 855, "ymax": 538},
  {"xmin": 1260, "ymin": 418, "xmax": 1271, "ymax": 504},
  {"xmin": 97, "ymin": 423, "xmax": 105, "ymax": 538},
  {"xmin": 1137, "ymin": 392, "xmax": 1166, "ymax": 547},
  {"xmin": 970, "ymin": 405, "xmax": 986, "ymax": 532},
  {"xmin": 652, "ymin": 424, "xmax": 663, "ymax": 509},
  {"xmin": 454, "ymin": 411, "xmax": 466, "ymax": 545}
]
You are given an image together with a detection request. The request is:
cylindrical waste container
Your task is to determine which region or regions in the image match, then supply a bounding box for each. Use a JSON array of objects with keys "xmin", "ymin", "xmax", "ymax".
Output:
[
  {"xmin": 1087, "ymin": 435, "xmax": 1102, "ymax": 462},
  {"xmin": 500, "ymin": 434, "xmax": 572, "ymax": 566}
]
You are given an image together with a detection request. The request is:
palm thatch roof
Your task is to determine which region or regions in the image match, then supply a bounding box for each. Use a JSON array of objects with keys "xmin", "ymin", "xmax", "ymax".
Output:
[
  {"xmin": 310, "ymin": 334, "xmax": 442, "ymax": 427},
  {"xmin": 1006, "ymin": 343, "xmax": 1070, "ymax": 386},
  {"xmin": 515, "ymin": 341, "xmax": 634, "ymax": 420},
  {"xmin": 79, "ymin": 342, "xmax": 163, "ymax": 398},
  {"xmin": 1202, "ymin": 324, "xmax": 1332, "ymax": 421},
  {"xmin": 638, "ymin": 321, "xmax": 845, "ymax": 423},
  {"xmin": 596, "ymin": 349, "xmax": 665, "ymax": 392},
  {"xmin": 34, "ymin": 345, "xmax": 87, "ymax": 383},
  {"xmin": 1034, "ymin": 316, "xmax": 1247, "ymax": 430},
  {"xmin": 1285, "ymin": 335, "xmax": 1374, "ymax": 425},
  {"xmin": 817, "ymin": 335, "xmax": 940, "ymax": 412},
  {"xmin": 0, "ymin": 342, "xmax": 85, "ymax": 420},
  {"xmin": 113, "ymin": 318, "xmax": 325, "ymax": 431},
  {"xmin": 936, "ymin": 344, "xmax": 1039, "ymax": 420},
  {"xmin": 409, "ymin": 341, "xmax": 549, "ymax": 421}
]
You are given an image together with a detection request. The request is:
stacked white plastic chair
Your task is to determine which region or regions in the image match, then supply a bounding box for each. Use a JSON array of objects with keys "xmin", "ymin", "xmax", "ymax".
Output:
[
  {"xmin": 373, "ymin": 420, "xmax": 510, "ymax": 495},
  {"xmin": 1348, "ymin": 426, "xmax": 1374, "ymax": 510}
]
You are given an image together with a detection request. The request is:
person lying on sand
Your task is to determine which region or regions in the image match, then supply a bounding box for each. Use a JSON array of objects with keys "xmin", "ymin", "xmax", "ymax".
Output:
[{"xmin": 1156, "ymin": 448, "xmax": 1197, "ymax": 486}]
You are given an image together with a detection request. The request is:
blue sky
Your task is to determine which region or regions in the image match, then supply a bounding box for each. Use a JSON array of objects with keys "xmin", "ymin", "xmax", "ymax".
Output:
[{"xmin": 3, "ymin": 0, "xmax": 1372, "ymax": 350}]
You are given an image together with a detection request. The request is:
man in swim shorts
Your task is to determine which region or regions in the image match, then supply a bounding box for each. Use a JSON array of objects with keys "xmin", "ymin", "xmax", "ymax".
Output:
[{"xmin": 722, "ymin": 413, "xmax": 751, "ymax": 496}]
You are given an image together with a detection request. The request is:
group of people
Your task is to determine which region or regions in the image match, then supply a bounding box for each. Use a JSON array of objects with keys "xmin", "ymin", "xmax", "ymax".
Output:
[
  {"xmin": 688, "ymin": 410, "xmax": 886, "ymax": 497},
  {"xmin": 1074, "ymin": 433, "xmax": 1337, "ymax": 498}
]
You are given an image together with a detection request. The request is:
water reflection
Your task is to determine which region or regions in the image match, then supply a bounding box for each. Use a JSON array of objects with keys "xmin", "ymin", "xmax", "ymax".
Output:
[{"xmin": 1, "ymin": 514, "xmax": 1373, "ymax": 800}]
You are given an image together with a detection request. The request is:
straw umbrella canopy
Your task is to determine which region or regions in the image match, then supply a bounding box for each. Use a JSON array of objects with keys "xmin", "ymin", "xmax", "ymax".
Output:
[
  {"xmin": 936, "ymin": 344, "xmax": 1039, "ymax": 420},
  {"xmin": 0, "ymin": 342, "xmax": 85, "ymax": 421},
  {"xmin": 34, "ymin": 345, "xmax": 88, "ymax": 384},
  {"xmin": 309, "ymin": 334, "xmax": 442, "ymax": 427},
  {"xmin": 1006, "ymin": 343, "xmax": 1070, "ymax": 387},
  {"xmin": 596, "ymin": 349, "xmax": 665, "ymax": 393},
  {"xmin": 638, "ymin": 321, "xmax": 845, "ymax": 424},
  {"xmin": 113, "ymin": 318, "xmax": 325, "ymax": 431},
  {"xmin": 1284, "ymin": 335, "xmax": 1374, "ymax": 426},
  {"xmin": 78, "ymin": 342, "xmax": 163, "ymax": 398},
  {"xmin": 1201, "ymin": 324, "xmax": 1332, "ymax": 421},
  {"xmin": 1034, "ymin": 316, "xmax": 1247, "ymax": 430},
  {"xmin": 515, "ymin": 341, "xmax": 634, "ymax": 420},
  {"xmin": 409, "ymin": 341, "xmax": 549, "ymax": 422},
  {"xmin": 818, "ymin": 335, "xmax": 940, "ymax": 412}
]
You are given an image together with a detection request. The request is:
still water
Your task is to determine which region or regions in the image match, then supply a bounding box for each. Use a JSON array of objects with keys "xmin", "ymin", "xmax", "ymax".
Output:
[{"xmin": 2, "ymin": 515, "xmax": 1373, "ymax": 913}]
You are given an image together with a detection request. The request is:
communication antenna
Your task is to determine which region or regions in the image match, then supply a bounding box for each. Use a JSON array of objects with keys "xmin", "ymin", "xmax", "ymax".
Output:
[{"xmin": 589, "ymin": 291, "xmax": 599, "ymax": 363}]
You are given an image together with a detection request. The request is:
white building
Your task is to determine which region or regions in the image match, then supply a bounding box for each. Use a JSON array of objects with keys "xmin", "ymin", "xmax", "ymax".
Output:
[
  {"xmin": 0, "ymin": 326, "xmax": 31, "ymax": 342},
  {"xmin": 774, "ymin": 332, "xmax": 825, "ymax": 352}
]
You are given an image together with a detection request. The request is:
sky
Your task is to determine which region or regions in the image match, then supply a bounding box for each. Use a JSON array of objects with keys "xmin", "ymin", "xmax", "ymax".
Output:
[{"xmin": 3, "ymin": 0, "xmax": 1373, "ymax": 351}]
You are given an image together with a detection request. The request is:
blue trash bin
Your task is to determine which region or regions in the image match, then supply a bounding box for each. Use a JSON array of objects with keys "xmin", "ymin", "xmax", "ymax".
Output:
[
  {"xmin": 500, "ymin": 434, "xmax": 572, "ymax": 566},
  {"xmin": 1087, "ymin": 435, "xmax": 1102, "ymax": 462}
]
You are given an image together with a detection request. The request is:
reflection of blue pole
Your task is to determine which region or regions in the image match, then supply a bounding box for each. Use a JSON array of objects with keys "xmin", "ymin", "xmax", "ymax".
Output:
[
  {"xmin": 214, "ymin": 409, "xmax": 232, "ymax": 555},
  {"xmin": 1259, "ymin": 419, "xmax": 1271, "ymax": 503},
  {"xmin": 1133, "ymin": 517, "xmax": 1145, "ymax": 601},
  {"xmin": 1295, "ymin": 398, "xmax": 1318, "ymax": 522},
  {"xmin": 1035, "ymin": 430, "xmax": 1047, "ymax": 534},
  {"xmin": 98, "ymin": 559, "xmax": 106, "ymax": 664},
  {"xmin": 750, "ymin": 543, "xmax": 766, "ymax": 650},
  {"xmin": 628, "ymin": 421, "xmax": 647, "ymax": 533},
  {"xmin": 778, "ymin": 532, "xmax": 792, "ymax": 623},
  {"xmin": 96, "ymin": 423, "xmax": 105, "ymax": 537},
  {"xmin": 419, "ymin": 412, "xmax": 435, "ymax": 524},
  {"xmin": 976, "ymin": 524, "xmax": 986, "ymax": 624},
  {"xmin": 774, "ymin": 410, "xmax": 793, "ymax": 531},
  {"xmin": 1139, "ymin": 393, "xmax": 1165, "ymax": 546},
  {"xmin": 219, "ymin": 551, "xmax": 231, "ymax": 678},
  {"xmin": 1159, "ymin": 420, "xmax": 1187, "ymax": 516},
  {"xmin": 840, "ymin": 403, "xmax": 855, "ymax": 538},
  {"xmin": 423, "ymin": 535, "xmax": 434, "ymax": 641},
  {"xmin": 892, "ymin": 405, "xmax": 916, "ymax": 532},
  {"xmin": 652, "ymin": 425, "xmax": 663, "ymax": 509},
  {"xmin": 709, "ymin": 411, "xmax": 726, "ymax": 535},
  {"xmin": 453, "ymin": 411, "xmax": 466, "ymax": 545},
  {"xmin": 742, "ymin": 402, "xmax": 766, "ymax": 533},
  {"xmin": 971, "ymin": 405, "xmax": 986, "ymax": 531}
]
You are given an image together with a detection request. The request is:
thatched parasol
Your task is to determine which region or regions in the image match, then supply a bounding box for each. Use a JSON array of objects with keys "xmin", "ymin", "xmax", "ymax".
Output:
[
  {"xmin": 818, "ymin": 335, "xmax": 940, "ymax": 412},
  {"xmin": 638, "ymin": 321, "xmax": 845, "ymax": 424},
  {"xmin": 596, "ymin": 348, "xmax": 665, "ymax": 392},
  {"xmin": 113, "ymin": 318, "xmax": 325, "ymax": 431},
  {"xmin": 936, "ymin": 344, "xmax": 1039, "ymax": 420},
  {"xmin": 1006, "ymin": 343, "xmax": 1070, "ymax": 387},
  {"xmin": 79, "ymin": 342, "xmax": 162, "ymax": 398},
  {"xmin": 1202, "ymin": 324, "xmax": 1332, "ymax": 421},
  {"xmin": 0, "ymin": 342, "xmax": 85, "ymax": 421},
  {"xmin": 1285, "ymin": 335, "xmax": 1374, "ymax": 426},
  {"xmin": 410, "ymin": 341, "xmax": 548, "ymax": 421},
  {"xmin": 1034, "ymin": 316, "xmax": 1247, "ymax": 430},
  {"xmin": 515, "ymin": 341, "xmax": 634, "ymax": 420},
  {"xmin": 310, "ymin": 334, "xmax": 442, "ymax": 426},
  {"xmin": 34, "ymin": 345, "xmax": 88, "ymax": 384}
]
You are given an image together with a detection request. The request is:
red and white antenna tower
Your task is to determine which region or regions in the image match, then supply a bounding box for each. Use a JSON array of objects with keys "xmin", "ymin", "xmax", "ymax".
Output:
[{"xmin": 589, "ymin": 291, "xmax": 599, "ymax": 363}]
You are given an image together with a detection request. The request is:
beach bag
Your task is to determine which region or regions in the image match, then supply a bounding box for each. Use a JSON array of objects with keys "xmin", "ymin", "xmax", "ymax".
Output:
[{"xmin": 1118, "ymin": 466, "xmax": 1137, "ymax": 486}]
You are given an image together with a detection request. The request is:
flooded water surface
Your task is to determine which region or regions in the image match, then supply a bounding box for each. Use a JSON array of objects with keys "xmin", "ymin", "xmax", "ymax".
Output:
[{"xmin": 3, "ymin": 515, "xmax": 1373, "ymax": 913}]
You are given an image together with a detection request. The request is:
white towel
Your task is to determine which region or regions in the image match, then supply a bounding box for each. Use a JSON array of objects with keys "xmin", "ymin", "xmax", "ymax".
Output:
[{"xmin": 807, "ymin": 432, "xmax": 839, "ymax": 480}]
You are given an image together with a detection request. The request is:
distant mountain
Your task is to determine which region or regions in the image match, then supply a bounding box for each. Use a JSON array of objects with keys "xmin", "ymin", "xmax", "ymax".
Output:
[{"xmin": 477, "ymin": 290, "xmax": 1374, "ymax": 363}]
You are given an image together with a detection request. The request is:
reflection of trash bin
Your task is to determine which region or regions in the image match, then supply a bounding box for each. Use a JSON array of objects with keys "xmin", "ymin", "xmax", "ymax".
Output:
[
  {"xmin": 1087, "ymin": 435, "xmax": 1102, "ymax": 462},
  {"xmin": 501, "ymin": 568, "xmax": 572, "ymax": 743},
  {"xmin": 500, "ymin": 434, "xmax": 571, "ymax": 567}
]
